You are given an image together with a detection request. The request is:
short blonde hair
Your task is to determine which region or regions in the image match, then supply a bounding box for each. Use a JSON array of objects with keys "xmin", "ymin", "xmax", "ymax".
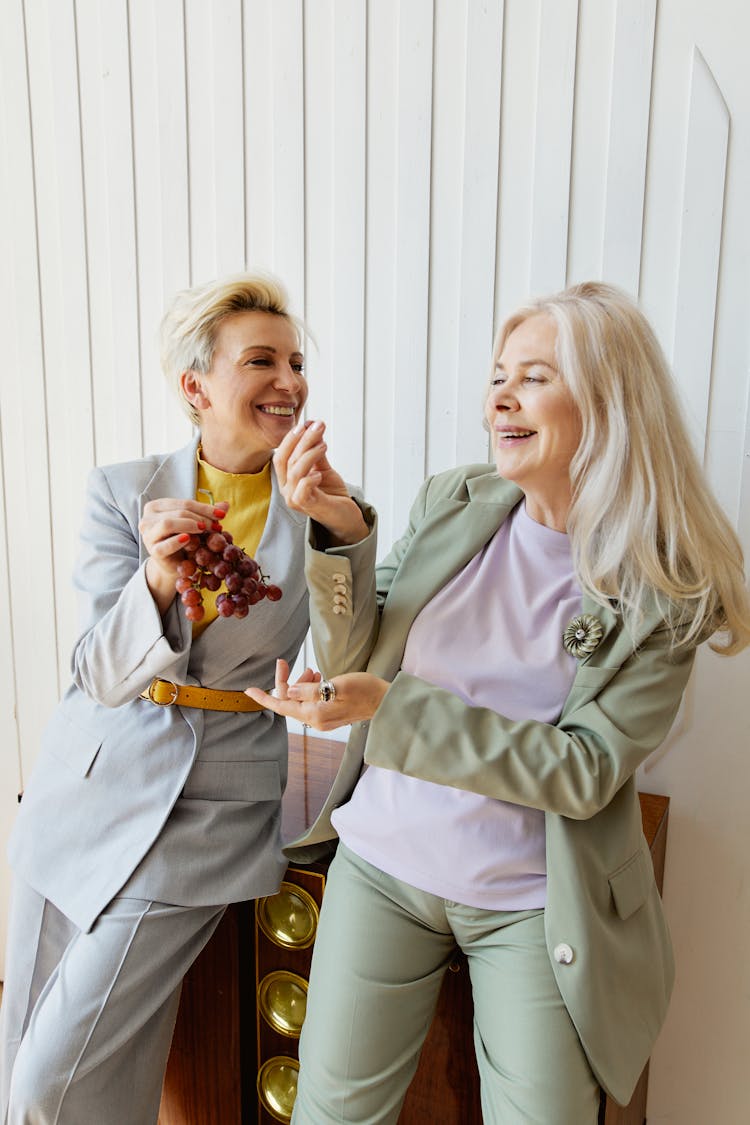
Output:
[
  {"xmin": 493, "ymin": 281, "xmax": 750, "ymax": 654},
  {"xmin": 160, "ymin": 272, "xmax": 304, "ymax": 426}
]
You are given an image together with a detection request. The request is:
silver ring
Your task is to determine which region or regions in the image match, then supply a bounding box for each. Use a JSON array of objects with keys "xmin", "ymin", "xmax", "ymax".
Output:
[{"xmin": 318, "ymin": 679, "xmax": 336, "ymax": 703}]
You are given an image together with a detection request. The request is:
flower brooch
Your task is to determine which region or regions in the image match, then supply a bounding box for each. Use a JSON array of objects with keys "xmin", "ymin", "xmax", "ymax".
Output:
[{"xmin": 562, "ymin": 613, "xmax": 604, "ymax": 659}]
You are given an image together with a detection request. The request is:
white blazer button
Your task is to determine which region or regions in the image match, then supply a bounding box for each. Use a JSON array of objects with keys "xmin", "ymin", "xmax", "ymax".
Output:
[
  {"xmin": 333, "ymin": 583, "xmax": 347, "ymax": 595},
  {"xmin": 332, "ymin": 572, "xmax": 346, "ymax": 583},
  {"xmin": 332, "ymin": 605, "xmax": 346, "ymax": 615},
  {"xmin": 333, "ymin": 594, "xmax": 347, "ymax": 606},
  {"xmin": 553, "ymin": 943, "xmax": 575, "ymax": 965}
]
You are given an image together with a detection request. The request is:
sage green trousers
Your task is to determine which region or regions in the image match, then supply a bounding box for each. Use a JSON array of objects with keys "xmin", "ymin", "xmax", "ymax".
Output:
[{"xmin": 291, "ymin": 844, "xmax": 600, "ymax": 1125}]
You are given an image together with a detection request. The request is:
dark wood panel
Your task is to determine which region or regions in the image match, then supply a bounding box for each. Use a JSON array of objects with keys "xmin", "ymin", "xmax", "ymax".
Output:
[
  {"xmin": 281, "ymin": 732, "xmax": 346, "ymax": 843},
  {"xmin": 159, "ymin": 905, "xmax": 242, "ymax": 1125}
]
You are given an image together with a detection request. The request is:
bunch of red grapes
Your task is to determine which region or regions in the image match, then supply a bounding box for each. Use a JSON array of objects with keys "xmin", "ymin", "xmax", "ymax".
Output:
[{"xmin": 175, "ymin": 527, "xmax": 282, "ymax": 623}]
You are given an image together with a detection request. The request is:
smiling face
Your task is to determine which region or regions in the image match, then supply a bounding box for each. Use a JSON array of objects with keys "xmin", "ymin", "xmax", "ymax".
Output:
[
  {"xmin": 181, "ymin": 310, "xmax": 307, "ymax": 473},
  {"xmin": 485, "ymin": 314, "xmax": 582, "ymax": 530}
]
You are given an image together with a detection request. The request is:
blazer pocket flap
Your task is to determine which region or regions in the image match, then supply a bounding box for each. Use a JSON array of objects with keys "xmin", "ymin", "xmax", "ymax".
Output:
[
  {"xmin": 182, "ymin": 759, "xmax": 281, "ymax": 803},
  {"xmin": 609, "ymin": 848, "xmax": 653, "ymax": 920},
  {"xmin": 569, "ymin": 665, "xmax": 619, "ymax": 690},
  {"xmin": 44, "ymin": 710, "xmax": 103, "ymax": 778}
]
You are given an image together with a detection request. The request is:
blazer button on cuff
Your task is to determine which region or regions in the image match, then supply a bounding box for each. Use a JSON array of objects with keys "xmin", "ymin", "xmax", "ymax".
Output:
[
  {"xmin": 333, "ymin": 594, "xmax": 347, "ymax": 606},
  {"xmin": 553, "ymin": 942, "xmax": 575, "ymax": 965},
  {"xmin": 332, "ymin": 572, "xmax": 346, "ymax": 583},
  {"xmin": 333, "ymin": 583, "xmax": 347, "ymax": 595},
  {"xmin": 332, "ymin": 605, "xmax": 346, "ymax": 615}
]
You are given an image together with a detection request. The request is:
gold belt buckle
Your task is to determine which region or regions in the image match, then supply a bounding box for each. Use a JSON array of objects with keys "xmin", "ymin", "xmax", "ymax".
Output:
[{"xmin": 147, "ymin": 678, "xmax": 180, "ymax": 706}]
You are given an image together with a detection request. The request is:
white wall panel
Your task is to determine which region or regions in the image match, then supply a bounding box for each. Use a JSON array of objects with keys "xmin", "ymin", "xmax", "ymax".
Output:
[
  {"xmin": 2, "ymin": 4, "xmax": 750, "ymax": 1120},
  {"xmin": 245, "ymin": 0, "xmax": 305, "ymax": 312},
  {"xmin": 130, "ymin": 0, "xmax": 193, "ymax": 457},
  {"xmin": 0, "ymin": 17, "xmax": 24, "ymax": 796},
  {"xmin": 600, "ymin": 0, "xmax": 656, "ymax": 294},
  {"xmin": 303, "ymin": 0, "xmax": 336, "ymax": 420},
  {"xmin": 1, "ymin": 0, "xmax": 62, "ymax": 776},
  {"xmin": 387, "ymin": 0, "xmax": 434, "ymax": 539},
  {"xmin": 495, "ymin": 0, "xmax": 538, "ymax": 323},
  {"xmin": 739, "ymin": 389, "xmax": 750, "ymax": 559},
  {"xmin": 77, "ymin": 0, "xmax": 142, "ymax": 466},
  {"xmin": 244, "ymin": 0, "xmax": 274, "ymax": 271},
  {"xmin": 363, "ymin": 0, "xmax": 400, "ymax": 548},
  {"xmin": 565, "ymin": 0, "xmax": 611, "ymax": 287},
  {"xmin": 452, "ymin": 0, "xmax": 503, "ymax": 468},
  {"xmin": 186, "ymin": 0, "xmax": 245, "ymax": 282},
  {"xmin": 671, "ymin": 48, "xmax": 729, "ymax": 459},
  {"xmin": 0, "ymin": 420, "xmax": 19, "ymax": 969},
  {"xmin": 0, "ymin": 28, "xmax": 21, "ymax": 949},
  {"xmin": 425, "ymin": 0, "xmax": 465, "ymax": 479},
  {"xmin": 27, "ymin": 0, "xmax": 94, "ymax": 698},
  {"xmin": 328, "ymin": 0, "xmax": 366, "ymax": 487},
  {"xmin": 528, "ymin": 0, "xmax": 578, "ymax": 294},
  {"xmin": 362, "ymin": 0, "xmax": 436, "ymax": 546},
  {"xmin": 304, "ymin": 0, "xmax": 366, "ymax": 488}
]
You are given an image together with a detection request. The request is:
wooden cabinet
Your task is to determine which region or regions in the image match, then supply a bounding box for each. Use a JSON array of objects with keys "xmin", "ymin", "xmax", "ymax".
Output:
[{"xmin": 160, "ymin": 734, "xmax": 669, "ymax": 1124}]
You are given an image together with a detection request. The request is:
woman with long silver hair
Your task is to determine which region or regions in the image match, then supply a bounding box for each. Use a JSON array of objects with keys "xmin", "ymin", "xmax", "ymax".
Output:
[{"xmin": 249, "ymin": 281, "xmax": 750, "ymax": 1124}]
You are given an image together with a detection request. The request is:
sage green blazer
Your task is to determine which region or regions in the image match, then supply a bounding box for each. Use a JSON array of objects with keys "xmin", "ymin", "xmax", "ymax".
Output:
[{"xmin": 285, "ymin": 464, "xmax": 695, "ymax": 1106}]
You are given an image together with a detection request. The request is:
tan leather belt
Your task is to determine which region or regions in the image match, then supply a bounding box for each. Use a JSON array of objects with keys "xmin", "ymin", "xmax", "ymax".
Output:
[{"xmin": 141, "ymin": 677, "xmax": 264, "ymax": 712}]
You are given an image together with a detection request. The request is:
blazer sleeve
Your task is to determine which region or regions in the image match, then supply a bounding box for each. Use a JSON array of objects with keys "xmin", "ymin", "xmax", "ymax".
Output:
[
  {"xmin": 70, "ymin": 465, "xmax": 189, "ymax": 707},
  {"xmin": 364, "ymin": 621, "xmax": 696, "ymax": 821},
  {"xmin": 304, "ymin": 479, "xmax": 435, "ymax": 678}
]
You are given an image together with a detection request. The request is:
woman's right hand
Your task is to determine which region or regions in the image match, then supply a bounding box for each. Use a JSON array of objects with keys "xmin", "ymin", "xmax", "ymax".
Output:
[
  {"xmin": 274, "ymin": 420, "xmax": 369, "ymax": 546},
  {"xmin": 245, "ymin": 659, "xmax": 389, "ymax": 731},
  {"xmin": 139, "ymin": 497, "xmax": 228, "ymax": 614}
]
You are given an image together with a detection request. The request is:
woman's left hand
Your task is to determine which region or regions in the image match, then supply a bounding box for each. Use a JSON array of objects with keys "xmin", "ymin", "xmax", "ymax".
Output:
[{"xmin": 246, "ymin": 659, "xmax": 389, "ymax": 732}]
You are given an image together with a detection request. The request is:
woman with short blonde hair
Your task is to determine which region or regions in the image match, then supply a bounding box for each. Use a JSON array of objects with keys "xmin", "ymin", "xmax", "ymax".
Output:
[
  {"xmin": 1, "ymin": 270, "xmax": 364, "ymax": 1125},
  {"xmin": 160, "ymin": 272, "xmax": 305, "ymax": 426}
]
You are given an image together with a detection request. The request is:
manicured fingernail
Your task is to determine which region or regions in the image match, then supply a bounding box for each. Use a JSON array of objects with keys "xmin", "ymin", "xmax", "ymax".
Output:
[
  {"xmin": 178, "ymin": 533, "xmax": 190, "ymax": 543},
  {"xmin": 214, "ymin": 506, "xmax": 227, "ymax": 517},
  {"xmin": 197, "ymin": 521, "xmax": 206, "ymax": 530},
  {"xmin": 310, "ymin": 419, "xmax": 324, "ymax": 431}
]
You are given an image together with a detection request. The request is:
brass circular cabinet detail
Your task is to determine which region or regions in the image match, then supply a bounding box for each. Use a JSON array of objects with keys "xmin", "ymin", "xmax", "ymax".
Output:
[
  {"xmin": 257, "ymin": 882, "xmax": 319, "ymax": 949},
  {"xmin": 258, "ymin": 970, "xmax": 308, "ymax": 1038},
  {"xmin": 257, "ymin": 1055, "xmax": 300, "ymax": 1123}
]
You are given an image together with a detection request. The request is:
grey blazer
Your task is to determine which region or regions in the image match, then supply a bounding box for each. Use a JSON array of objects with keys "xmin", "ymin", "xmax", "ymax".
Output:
[
  {"xmin": 9, "ymin": 436, "xmax": 310, "ymax": 933},
  {"xmin": 287, "ymin": 464, "xmax": 698, "ymax": 1106}
]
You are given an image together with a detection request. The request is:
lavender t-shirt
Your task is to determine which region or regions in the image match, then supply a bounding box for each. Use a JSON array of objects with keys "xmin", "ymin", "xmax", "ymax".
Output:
[{"xmin": 332, "ymin": 500, "xmax": 583, "ymax": 910}]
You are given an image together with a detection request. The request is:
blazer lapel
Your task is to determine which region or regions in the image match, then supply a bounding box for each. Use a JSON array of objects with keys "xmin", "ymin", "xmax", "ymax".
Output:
[
  {"xmin": 188, "ymin": 464, "xmax": 308, "ymax": 687},
  {"xmin": 138, "ymin": 435, "xmax": 201, "ymax": 566},
  {"xmin": 134, "ymin": 438, "xmax": 308, "ymax": 686},
  {"xmin": 560, "ymin": 590, "xmax": 671, "ymax": 716},
  {"xmin": 137, "ymin": 435, "xmax": 201, "ymax": 652},
  {"xmin": 370, "ymin": 475, "xmax": 524, "ymax": 680}
]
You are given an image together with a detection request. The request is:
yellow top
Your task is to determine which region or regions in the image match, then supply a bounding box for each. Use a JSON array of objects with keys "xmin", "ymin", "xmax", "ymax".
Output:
[{"xmin": 190, "ymin": 453, "xmax": 272, "ymax": 636}]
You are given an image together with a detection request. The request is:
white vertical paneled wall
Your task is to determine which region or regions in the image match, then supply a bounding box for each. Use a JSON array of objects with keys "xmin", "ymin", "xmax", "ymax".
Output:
[{"xmin": 1, "ymin": 1, "xmax": 749, "ymax": 1119}]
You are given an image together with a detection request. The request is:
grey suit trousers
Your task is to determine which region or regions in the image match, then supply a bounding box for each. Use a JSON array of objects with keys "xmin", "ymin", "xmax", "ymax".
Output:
[{"xmin": 0, "ymin": 877, "xmax": 224, "ymax": 1125}]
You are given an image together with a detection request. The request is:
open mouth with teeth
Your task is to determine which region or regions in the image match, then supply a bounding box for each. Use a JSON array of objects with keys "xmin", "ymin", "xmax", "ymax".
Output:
[
  {"xmin": 497, "ymin": 429, "xmax": 536, "ymax": 440},
  {"xmin": 258, "ymin": 405, "xmax": 297, "ymax": 416}
]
